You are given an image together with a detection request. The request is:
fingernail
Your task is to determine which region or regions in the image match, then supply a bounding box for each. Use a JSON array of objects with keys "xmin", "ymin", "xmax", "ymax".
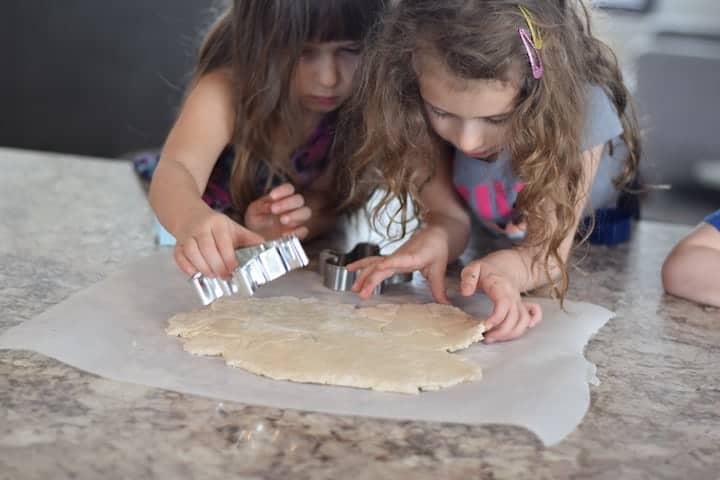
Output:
[{"xmin": 280, "ymin": 216, "xmax": 288, "ymax": 224}]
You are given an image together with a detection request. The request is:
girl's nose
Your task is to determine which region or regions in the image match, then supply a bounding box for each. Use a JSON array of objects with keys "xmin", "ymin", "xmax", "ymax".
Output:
[
  {"xmin": 316, "ymin": 55, "xmax": 340, "ymax": 88},
  {"xmin": 456, "ymin": 123, "xmax": 484, "ymax": 153}
]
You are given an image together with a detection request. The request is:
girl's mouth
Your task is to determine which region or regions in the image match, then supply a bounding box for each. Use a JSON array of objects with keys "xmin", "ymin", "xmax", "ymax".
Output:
[
  {"xmin": 308, "ymin": 96, "xmax": 340, "ymax": 107},
  {"xmin": 465, "ymin": 149, "xmax": 493, "ymax": 158}
]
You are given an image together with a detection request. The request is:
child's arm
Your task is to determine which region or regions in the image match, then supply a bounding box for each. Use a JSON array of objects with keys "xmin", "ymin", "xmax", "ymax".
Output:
[
  {"xmin": 150, "ymin": 71, "xmax": 234, "ymax": 236},
  {"xmin": 421, "ymin": 155, "xmax": 473, "ymax": 261},
  {"xmin": 349, "ymin": 156, "xmax": 471, "ymax": 303},
  {"xmin": 460, "ymin": 144, "xmax": 605, "ymax": 341},
  {"xmin": 662, "ymin": 222, "xmax": 720, "ymax": 307},
  {"xmin": 149, "ymin": 70, "xmax": 263, "ymax": 278}
]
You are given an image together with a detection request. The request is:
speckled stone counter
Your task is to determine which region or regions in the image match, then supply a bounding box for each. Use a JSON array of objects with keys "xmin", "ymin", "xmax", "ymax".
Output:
[{"xmin": 1, "ymin": 148, "xmax": 718, "ymax": 479}]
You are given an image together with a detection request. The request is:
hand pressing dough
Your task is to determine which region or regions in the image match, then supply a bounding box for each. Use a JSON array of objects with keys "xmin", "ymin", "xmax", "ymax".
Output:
[{"xmin": 167, "ymin": 296, "xmax": 485, "ymax": 394}]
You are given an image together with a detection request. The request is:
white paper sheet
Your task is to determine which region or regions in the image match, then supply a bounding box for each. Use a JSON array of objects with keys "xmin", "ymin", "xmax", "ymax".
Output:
[{"xmin": 0, "ymin": 252, "xmax": 611, "ymax": 446}]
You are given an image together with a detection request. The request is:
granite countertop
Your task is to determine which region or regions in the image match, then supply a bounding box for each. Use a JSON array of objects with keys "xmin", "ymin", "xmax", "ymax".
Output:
[{"xmin": 1, "ymin": 148, "xmax": 718, "ymax": 479}]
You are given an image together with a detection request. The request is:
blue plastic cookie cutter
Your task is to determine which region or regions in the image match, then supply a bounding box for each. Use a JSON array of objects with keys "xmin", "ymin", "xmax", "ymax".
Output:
[{"xmin": 584, "ymin": 207, "xmax": 633, "ymax": 246}]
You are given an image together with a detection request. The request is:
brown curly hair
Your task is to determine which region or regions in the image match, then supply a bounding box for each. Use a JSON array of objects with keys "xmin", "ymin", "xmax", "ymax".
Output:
[{"xmin": 333, "ymin": 0, "xmax": 641, "ymax": 300}]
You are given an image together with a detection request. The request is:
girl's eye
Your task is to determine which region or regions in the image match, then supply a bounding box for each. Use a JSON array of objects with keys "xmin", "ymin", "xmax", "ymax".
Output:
[
  {"xmin": 485, "ymin": 116, "xmax": 510, "ymax": 126},
  {"xmin": 340, "ymin": 47, "xmax": 361, "ymax": 55},
  {"xmin": 423, "ymin": 101, "xmax": 454, "ymax": 119}
]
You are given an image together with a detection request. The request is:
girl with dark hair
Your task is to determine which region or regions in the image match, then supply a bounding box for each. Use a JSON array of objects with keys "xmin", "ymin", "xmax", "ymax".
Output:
[{"xmin": 148, "ymin": 0, "xmax": 385, "ymax": 279}]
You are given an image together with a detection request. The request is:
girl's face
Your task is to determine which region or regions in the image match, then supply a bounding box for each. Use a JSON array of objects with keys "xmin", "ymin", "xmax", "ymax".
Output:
[
  {"xmin": 416, "ymin": 54, "xmax": 520, "ymax": 160},
  {"xmin": 293, "ymin": 40, "xmax": 362, "ymax": 114}
]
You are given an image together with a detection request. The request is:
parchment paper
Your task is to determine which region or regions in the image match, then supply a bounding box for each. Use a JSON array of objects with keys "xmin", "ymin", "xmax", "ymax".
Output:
[{"xmin": 0, "ymin": 251, "xmax": 611, "ymax": 446}]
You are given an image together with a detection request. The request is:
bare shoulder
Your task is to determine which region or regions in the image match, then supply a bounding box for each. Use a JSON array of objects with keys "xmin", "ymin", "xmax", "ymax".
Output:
[
  {"xmin": 665, "ymin": 221, "xmax": 720, "ymax": 263},
  {"xmin": 170, "ymin": 67, "xmax": 236, "ymax": 146},
  {"xmin": 195, "ymin": 67, "xmax": 233, "ymax": 89},
  {"xmin": 679, "ymin": 222, "xmax": 720, "ymax": 249},
  {"xmin": 187, "ymin": 68, "xmax": 234, "ymax": 111},
  {"xmin": 161, "ymin": 67, "xmax": 236, "ymax": 170}
]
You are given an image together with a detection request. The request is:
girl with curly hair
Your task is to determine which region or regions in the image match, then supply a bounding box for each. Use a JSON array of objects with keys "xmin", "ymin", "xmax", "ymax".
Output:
[{"xmin": 340, "ymin": 0, "xmax": 641, "ymax": 343}]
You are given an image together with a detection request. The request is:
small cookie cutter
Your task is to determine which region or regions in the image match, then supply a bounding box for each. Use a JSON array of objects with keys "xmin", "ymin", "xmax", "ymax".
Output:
[
  {"xmin": 190, "ymin": 235, "xmax": 309, "ymax": 305},
  {"xmin": 319, "ymin": 243, "xmax": 413, "ymax": 295}
]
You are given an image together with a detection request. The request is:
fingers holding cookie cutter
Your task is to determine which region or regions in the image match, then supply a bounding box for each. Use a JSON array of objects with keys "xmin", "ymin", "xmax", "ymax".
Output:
[
  {"xmin": 319, "ymin": 243, "xmax": 413, "ymax": 295},
  {"xmin": 190, "ymin": 235, "xmax": 309, "ymax": 305}
]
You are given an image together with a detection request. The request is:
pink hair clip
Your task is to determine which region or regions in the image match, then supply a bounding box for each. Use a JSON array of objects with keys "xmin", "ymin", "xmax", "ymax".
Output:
[{"xmin": 519, "ymin": 28, "xmax": 544, "ymax": 79}]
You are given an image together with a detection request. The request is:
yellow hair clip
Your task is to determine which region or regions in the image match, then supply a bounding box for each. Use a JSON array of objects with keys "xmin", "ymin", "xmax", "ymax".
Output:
[{"xmin": 518, "ymin": 5, "xmax": 543, "ymax": 50}]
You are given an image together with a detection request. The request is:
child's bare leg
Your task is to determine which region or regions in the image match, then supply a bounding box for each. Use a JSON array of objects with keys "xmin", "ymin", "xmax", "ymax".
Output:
[{"xmin": 662, "ymin": 223, "xmax": 720, "ymax": 307}]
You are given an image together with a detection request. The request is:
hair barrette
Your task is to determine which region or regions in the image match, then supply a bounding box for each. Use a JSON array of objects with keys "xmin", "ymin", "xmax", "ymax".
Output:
[
  {"xmin": 518, "ymin": 5, "xmax": 543, "ymax": 50},
  {"xmin": 518, "ymin": 5, "xmax": 544, "ymax": 80},
  {"xmin": 519, "ymin": 28, "xmax": 544, "ymax": 80}
]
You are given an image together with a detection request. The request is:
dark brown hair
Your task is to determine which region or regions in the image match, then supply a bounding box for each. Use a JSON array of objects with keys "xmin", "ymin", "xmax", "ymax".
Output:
[
  {"xmin": 194, "ymin": 0, "xmax": 386, "ymax": 214},
  {"xmin": 335, "ymin": 0, "xmax": 641, "ymax": 301}
]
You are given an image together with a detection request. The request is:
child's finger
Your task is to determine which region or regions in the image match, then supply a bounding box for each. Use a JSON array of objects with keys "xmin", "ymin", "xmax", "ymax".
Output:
[
  {"xmin": 427, "ymin": 266, "xmax": 450, "ymax": 304},
  {"xmin": 174, "ymin": 246, "xmax": 197, "ymax": 276},
  {"xmin": 485, "ymin": 303, "xmax": 518, "ymax": 343},
  {"xmin": 350, "ymin": 260, "xmax": 385, "ymax": 291},
  {"xmin": 213, "ymin": 223, "xmax": 239, "ymax": 276},
  {"xmin": 268, "ymin": 183, "xmax": 295, "ymax": 201},
  {"xmin": 291, "ymin": 226, "xmax": 309, "ymax": 240},
  {"xmin": 197, "ymin": 233, "xmax": 229, "ymax": 278},
  {"xmin": 357, "ymin": 268, "xmax": 397, "ymax": 299},
  {"xmin": 460, "ymin": 264, "xmax": 482, "ymax": 296},
  {"xmin": 183, "ymin": 238, "xmax": 213, "ymax": 277},
  {"xmin": 271, "ymin": 193, "xmax": 305, "ymax": 215},
  {"xmin": 526, "ymin": 302, "xmax": 543, "ymax": 328},
  {"xmin": 279, "ymin": 206, "xmax": 312, "ymax": 226},
  {"xmin": 346, "ymin": 256, "xmax": 383, "ymax": 273},
  {"xmin": 375, "ymin": 252, "xmax": 422, "ymax": 272},
  {"xmin": 352, "ymin": 257, "xmax": 383, "ymax": 292},
  {"xmin": 229, "ymin": 222, "xmax": 265, "ymax": 246},
  {"xmin": 506, "ymin": 304, "xmax": 531, "ymax": 340},
  {"xmin": 484, "ymin": 298, "xmax": 510, "ymax": 331}
]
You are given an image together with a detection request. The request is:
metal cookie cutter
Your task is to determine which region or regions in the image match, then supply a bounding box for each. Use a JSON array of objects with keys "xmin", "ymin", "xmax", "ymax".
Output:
[
  {"xmin": 190, "ymin": 235, "xmax": 309, "ymax": 305},
  {"xmin": 319, "ymin": 243, "xmax": 413, "ymax": 295}
]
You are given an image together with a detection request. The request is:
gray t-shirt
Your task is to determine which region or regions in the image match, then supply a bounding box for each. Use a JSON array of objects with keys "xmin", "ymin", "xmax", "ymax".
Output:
[{"xmin": 452, "ymin": 85, "xmax": 626, "ymax": 224}]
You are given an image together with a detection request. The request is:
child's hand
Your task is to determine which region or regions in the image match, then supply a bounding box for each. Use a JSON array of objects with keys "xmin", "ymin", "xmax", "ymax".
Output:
[
  {"xmin": 347, "ymin": 226, "xmax": 451, "ymax": 304},
  {"xmin": 244, "ymin": 183, "xmax": 311, "ymax": 240},
  {"xmin": 460, "ymin": 261, "xmax": 543, "ymax": 343},
  {"xmin": 174, "ymin": 210, "xmax": 264, "ymax": 279}
]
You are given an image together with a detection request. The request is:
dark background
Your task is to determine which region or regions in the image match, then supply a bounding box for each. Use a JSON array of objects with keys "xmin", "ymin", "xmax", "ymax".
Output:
[
  {"xmin": 1, "ymin": 1, "xmax": 221, "ymax": 158},
  {"xmin": 0, "ymin": 0, "xmax": 656, "ymax": 160}
]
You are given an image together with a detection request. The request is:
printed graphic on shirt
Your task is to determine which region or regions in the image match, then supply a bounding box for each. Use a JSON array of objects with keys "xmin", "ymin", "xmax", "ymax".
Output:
[{"xmin": 452, "ymin": 85, "xmax": 626, "ymax": 225}]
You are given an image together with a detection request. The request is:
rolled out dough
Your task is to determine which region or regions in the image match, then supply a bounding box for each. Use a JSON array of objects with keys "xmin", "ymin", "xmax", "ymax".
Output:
[{"xmin": 166, "ymin": 296, "xmax": 485, "ymax": 394}]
